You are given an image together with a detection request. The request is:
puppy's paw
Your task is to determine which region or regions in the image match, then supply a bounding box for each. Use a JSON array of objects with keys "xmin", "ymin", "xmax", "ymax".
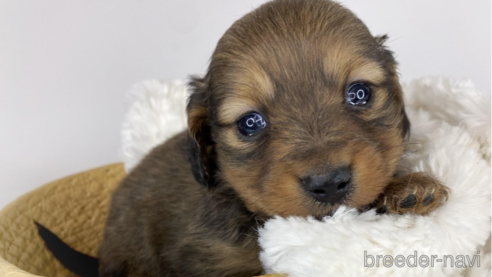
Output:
[{"xmin": 374, "ymin": 172, "xmax": 449, "ymax": 215}]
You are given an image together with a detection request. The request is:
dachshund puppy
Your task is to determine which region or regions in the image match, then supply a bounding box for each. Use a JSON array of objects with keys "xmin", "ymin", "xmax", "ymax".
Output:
[{"xmin": 39, "ymin": 0, "xmax": 450, "ymax": 276}]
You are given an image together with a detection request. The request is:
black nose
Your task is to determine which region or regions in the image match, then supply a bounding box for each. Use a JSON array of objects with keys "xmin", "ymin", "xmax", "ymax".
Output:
[{"xmin": 301, "ymin": 167, "xmax": 352, "ymax": 204}]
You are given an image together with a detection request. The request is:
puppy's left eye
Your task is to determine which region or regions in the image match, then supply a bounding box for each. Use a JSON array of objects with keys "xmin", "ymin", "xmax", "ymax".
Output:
[
  {"xmin": 237, "ymin": 113, "xmax": 267, "ymax": 137},
  {"xmin": 346, "ymin": 83, "xmax": 371, "ymax": 106}
]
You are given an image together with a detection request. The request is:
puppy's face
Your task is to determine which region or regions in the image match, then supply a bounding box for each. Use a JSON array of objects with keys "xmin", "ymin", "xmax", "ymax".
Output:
[{"xmin": 187, "ymin": 0, "xmax": 409, "ymax": 217}]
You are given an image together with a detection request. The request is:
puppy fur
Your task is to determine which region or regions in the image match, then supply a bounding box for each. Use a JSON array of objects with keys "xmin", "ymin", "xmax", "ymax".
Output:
[{"xmin": 98, "ymin": 0, "xmax": 448, "ymax": 276}]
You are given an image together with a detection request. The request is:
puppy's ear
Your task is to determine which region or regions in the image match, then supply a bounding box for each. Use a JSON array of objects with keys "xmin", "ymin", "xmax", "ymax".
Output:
[
  {"xmin": 375, "ymin": 34, "xmax": 411, "ymax": 140},
  {"xmin": 186, "ymin": 76, "xmax": 217, "ymax": 188}
]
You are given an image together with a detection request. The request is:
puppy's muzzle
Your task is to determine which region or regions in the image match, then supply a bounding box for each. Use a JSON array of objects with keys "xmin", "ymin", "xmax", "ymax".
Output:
[{"xmin": 301, "ymin": 167, "xmax": 352, "ymax": 204}]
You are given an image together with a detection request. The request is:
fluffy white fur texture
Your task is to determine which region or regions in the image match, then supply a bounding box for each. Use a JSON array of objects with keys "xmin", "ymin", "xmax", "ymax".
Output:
[
  {"xmin": 120, "ymin": 80, "xmax": 188, "ymax": 172},
  {"xmin": 120, "ymin": 77, "xmax": 491, "ymax": 277}
]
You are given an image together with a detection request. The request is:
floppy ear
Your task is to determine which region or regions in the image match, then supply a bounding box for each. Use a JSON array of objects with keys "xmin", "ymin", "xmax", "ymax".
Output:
[
  {"xmin": 186, "ymin": 76, "xmax": 217, "ymax": 188},
  {"xmin": 375, "ymin": 34, "xmax": 411, "ymax": 140}
]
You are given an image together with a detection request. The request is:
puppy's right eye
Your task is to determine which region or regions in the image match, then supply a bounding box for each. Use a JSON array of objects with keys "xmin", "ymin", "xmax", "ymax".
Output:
[{"xmin": 237, "ymin": 113, "xmax": 267, "ymax": 137}]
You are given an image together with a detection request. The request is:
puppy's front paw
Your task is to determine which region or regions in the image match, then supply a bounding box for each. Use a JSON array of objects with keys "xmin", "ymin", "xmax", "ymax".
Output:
[{"xmin": 374, "ymin": 172, "xmax": 449, "ymax": 215}]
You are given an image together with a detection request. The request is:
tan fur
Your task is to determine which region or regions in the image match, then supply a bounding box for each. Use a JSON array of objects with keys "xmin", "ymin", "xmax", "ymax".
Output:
[{"xmin": 348, "ymin": 61, "xmax": 386, "ymax": 85}]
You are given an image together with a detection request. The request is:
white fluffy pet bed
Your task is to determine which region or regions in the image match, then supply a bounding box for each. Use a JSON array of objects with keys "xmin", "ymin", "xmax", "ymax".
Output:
[{"xmin": 120, "ymin": 77, "xmax": 491, "ymax": 277}]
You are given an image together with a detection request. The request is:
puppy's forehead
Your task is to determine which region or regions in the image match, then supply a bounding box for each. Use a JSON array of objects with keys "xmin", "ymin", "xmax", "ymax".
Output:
[{"xmin": 213, "ymin": 0, "xmax": 387, "ymax": 124}]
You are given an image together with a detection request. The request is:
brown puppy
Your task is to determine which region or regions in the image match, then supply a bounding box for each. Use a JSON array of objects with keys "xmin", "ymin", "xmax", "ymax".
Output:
[{"xmin": 96, "ymin": 0, "xmax": 450, "ymax": 276}]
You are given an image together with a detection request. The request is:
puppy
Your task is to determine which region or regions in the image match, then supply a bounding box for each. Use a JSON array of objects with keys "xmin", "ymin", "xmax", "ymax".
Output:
[{"xmin": 38, "ymin": 0, "xmax": 449, "ymax": 276}]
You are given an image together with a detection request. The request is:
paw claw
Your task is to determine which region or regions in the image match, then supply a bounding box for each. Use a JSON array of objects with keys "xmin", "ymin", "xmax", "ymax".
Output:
[
  {"xmin": 399, "ymin": 194, "xmax": 417, "ymax": 208},
  {"xmin": 422, "ymin": 193, "xmax": 434, "ymax": 206}
]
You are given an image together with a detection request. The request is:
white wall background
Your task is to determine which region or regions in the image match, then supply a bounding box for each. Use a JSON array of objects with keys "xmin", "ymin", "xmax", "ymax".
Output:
[{"xmin": 0, "ymin": 0, "xmax": 490, "ymax": 209}]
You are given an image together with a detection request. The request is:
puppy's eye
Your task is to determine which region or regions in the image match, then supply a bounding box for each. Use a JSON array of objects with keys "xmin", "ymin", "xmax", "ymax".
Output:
[
  {"xmin": 346, "ymin": 83, "xmax": 371, "ymax": 106},
  {"xmin": 237, "ymin": 113, "xmax": 267, "ymax": 137}
]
